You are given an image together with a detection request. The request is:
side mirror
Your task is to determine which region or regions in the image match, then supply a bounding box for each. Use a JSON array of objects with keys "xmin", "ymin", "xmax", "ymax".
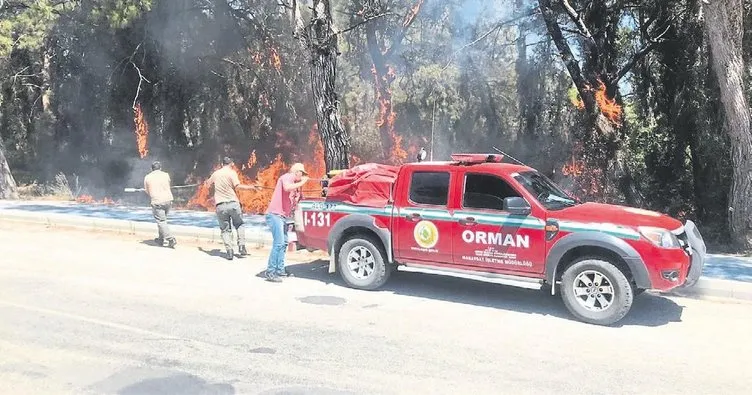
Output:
[{"xmin": 504, "ymin": 196, "xmax": 531, "ymax": 216}]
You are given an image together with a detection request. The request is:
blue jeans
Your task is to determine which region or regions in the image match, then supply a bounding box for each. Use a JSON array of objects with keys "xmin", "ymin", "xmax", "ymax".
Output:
[{"xmin": 266, "ymin": 213, "xmax": 288, "ymax": 276}]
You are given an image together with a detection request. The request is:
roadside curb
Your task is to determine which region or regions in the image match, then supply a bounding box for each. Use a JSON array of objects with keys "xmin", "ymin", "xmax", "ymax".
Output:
[
  {"xmin": 0, "ymin": 209, "xmax": 273, "ymax": 247},
  {"xmin": 3, "ymin": 209, "xmax": 752, "ymax": 302},
  {"xmin": 662, "ymin": 277, "xmax": 752, "ymax": 302}
]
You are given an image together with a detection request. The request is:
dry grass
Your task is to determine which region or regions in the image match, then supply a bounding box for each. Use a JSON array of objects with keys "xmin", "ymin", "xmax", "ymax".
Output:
[{"xmin": 17, "ymin": 172, "xmax": 82, "ymax": 201}]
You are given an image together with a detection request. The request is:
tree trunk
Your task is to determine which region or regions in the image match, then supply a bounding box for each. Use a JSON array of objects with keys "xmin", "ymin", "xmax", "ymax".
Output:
[
  {"xmin": 41, "ymin": 43, "xmax": 52, "ymax": 114},
  {"xmin": 0, "ymin": 139, "xmax": 19, "ymax": 200},
  {"xmin": 703, "ymin": 0, "xmax": 752, "ymax": 249},
  {"xmin": 363, "ymin": 0, "xmax": 424, "ymax": 164},
  {"xmin": 538, "ymin": 0, "xmax": 597, "ymax": 115},
  {"xmin": 308, "ymin": 0, "xmax": 350, "ymax": 172}
]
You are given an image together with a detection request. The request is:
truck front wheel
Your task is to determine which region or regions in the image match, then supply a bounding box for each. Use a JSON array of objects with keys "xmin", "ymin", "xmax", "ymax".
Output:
[
  {"xmin": 560, "ymin": 257, "xmax": 634, "ymax": 326},
  {"xmin": 338, "ymin": 237, "xmax": 391, "ymax": 291}
]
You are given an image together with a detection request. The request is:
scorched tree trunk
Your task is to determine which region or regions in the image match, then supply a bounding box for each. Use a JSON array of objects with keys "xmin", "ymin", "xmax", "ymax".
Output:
[
  {"xmin": 309, "ymin": 42, "xmax": 349, "ymax": 172},
  {"xmin": 308, "ymin": 0, "xmax": 350, "ymax": 172},
  {"xmin": 704, "ymin": 0, "xmax": 752, "ymax": 249}
]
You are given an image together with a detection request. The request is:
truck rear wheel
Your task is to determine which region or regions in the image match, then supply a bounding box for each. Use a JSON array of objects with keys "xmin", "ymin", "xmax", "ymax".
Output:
[
  {"xmin": 560, "ymin": 257, "xmax": 634, "ymax": 326},
  {"xmin": 338, "ymin": 237, "xmax": 391, "ymax": 291}
]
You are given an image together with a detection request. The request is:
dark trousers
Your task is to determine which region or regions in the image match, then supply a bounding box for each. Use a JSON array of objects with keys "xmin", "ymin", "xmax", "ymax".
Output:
[{"xmin": 216, "ymin": 201, "xmax": 246, "ymax": 250}]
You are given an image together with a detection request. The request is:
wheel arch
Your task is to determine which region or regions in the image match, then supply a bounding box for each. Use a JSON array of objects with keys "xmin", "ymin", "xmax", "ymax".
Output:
[
  {"xmin": 545, "ymin": 231, "xmax": 651, "ymax": 294},
  {"xmin": 327, "ymin": 214, "xmax": 392, "ymax": 273}
]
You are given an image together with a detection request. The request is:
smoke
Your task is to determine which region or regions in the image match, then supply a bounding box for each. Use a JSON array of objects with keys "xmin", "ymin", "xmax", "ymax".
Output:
[{"xmin": 7, "ymin": 0, "xmax": 569, "ymax": 202}]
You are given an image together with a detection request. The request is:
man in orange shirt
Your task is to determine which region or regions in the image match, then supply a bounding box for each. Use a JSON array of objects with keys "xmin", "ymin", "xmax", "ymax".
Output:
[
  {"xmin": 144, "ymin": 161, "xmax": 176, "ymax": 248},
  {"xmin": 207, "ymin": 157, "xmax": 260, "ymax": 260}
]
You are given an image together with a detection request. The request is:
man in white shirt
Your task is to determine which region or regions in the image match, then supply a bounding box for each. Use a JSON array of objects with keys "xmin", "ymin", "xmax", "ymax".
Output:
[{"xmin": 144, "ymin": 161, "xmax": 176, "ymax": 248}]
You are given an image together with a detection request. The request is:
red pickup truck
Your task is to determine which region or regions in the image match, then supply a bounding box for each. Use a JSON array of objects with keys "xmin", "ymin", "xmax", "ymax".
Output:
[{"xmin": 293, "ymin": 154, "xmax": 706, "ymax": 325}]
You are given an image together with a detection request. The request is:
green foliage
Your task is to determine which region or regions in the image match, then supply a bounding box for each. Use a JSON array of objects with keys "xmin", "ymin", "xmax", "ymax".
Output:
[
  {"xmin": 0, "ymin": 0, "xmax": 745, "ymax": 244},
  {"xmin": 88, "ymin": 0, "xmax": 153, "ymax": 29},
  {"xmin": 0, "ymin": 1, "xmax": 152, "ymax": 57},
  {"xmin": 0, "ymin": 0, "xmax": 60, "ymax": 56}
]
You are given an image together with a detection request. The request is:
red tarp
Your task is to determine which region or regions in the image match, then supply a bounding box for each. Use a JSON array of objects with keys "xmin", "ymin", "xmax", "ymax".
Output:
[{"xmin": 325, "ymin": 163, "xmax": 400, "ymax": 208}]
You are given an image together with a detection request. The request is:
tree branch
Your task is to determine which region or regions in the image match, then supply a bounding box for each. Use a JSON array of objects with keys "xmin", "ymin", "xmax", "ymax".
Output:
[
  {"xmin": 538, "ymin": 0, "xmax": 596, "ymax": 114},
  {"xmin": 561, "ymin": 0, "xmax": 593, "ymax": 38},
  {"xmin": 334, "ymin": 12, "xmax": 392, "ymax": 35},
  {"xmin": 612, "ymin": 41, "xmax": 657, "ymax": 84},
  {"xmin": 611, "ymin": 18, "xmax": 672, "ymax": 85},
  {"xmin": 290, "ymin": 0, "xmax": 309, "ymax": 48},
  {"xmin": 442, "ymin": 8, "xmax": 539, "ymax": 71},
  {"xmin": 383, "ymin": 0, "xmax": 425, "ymax": 59},
  {"xmin": 561, "ymin": 0, "xmax": 597, "ymax": 52},
  {"xmin": 130, "ymin": 61, "xmax": 150, "ymax": 109}
]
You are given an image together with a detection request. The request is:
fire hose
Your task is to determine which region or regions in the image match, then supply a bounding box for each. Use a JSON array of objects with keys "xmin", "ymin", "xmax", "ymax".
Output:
[
  {"xmin": 124, "ymin": 180, "xmax": 327, "ymax": 194},
  {"xmin": 123, "ymin": 183, "xmax": 200, "ymax": 193}
]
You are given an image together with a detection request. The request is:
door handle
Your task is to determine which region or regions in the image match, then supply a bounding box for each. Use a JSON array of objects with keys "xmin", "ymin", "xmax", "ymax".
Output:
[
  {"xmin": 405, "ymin": 213, "xmax": 422, "ymax": 222},
  {"xmin": 458, "ymin": 217, "xmax": 477, "ymax": 226}
]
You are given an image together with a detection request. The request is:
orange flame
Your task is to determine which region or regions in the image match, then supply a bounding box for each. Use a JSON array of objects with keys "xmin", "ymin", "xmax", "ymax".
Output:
[
  {"xmin": 594, "ymin": 80, "xmax": 622, "ymax": 126},
  {"xmin": 561, "ymin": 158, "xmax": 584, "ymax": 177},
  {"xmin": 76, "ymin": 195, "xmax": 115, "ymax": 205},
  {"xmin": 270, "ymin": 47, "xmax": 282, "ymax": 73},
  {"xmin": 187, "ymin": 125, "xmax": 326, "ymax": 214},
  {"xmin": 403, "ymin": 0, "xmax": 425, "ymax": 27},
  {"xmin": 570, "ymin": 79, "xmax": 622, "ymax": 126},
  {"xmin": 560, "ymin": 144, "xmax": 605, "ymax": 200},
  {"xmin": 244, "ymin": 150, "xmax": 257, "ymax": 170},
  {"xmin": 76, "ymin": 194, "xmax": 94, "ymax": 203},
  {"xmin": 133, "ymin": 103, "xmax": 149, "ymax": 158},
  {"xmin": 372, "ymin": 64, "xmax": 411, "ymax": 165},
  {"xmin": 249, "ymin": 48, "xmax": 283, "ymax": 73}
]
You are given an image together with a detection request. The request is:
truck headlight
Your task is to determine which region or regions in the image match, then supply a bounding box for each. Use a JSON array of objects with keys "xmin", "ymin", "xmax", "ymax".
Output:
[{"xmin": 638, "ymin": 226, "xmax": 681, "ymax": 249}]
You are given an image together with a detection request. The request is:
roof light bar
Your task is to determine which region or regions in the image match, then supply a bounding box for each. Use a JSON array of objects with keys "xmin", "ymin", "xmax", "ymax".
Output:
[{"xmin": 450, "ymin": 153, "xmax": 505, "ymax": 164}]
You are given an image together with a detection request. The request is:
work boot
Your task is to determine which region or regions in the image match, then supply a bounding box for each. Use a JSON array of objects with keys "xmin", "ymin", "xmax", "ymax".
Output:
[
  {"xmin": 238, "ymin": 245, "xmax": 248, "ymax": 257},
  {"xmin": 225, "ymin": 249, "xmax": 234, "ymax": 260},
  {"xmin": 166, "ymin": 238, "xmax": 177, "ymax": 249}
]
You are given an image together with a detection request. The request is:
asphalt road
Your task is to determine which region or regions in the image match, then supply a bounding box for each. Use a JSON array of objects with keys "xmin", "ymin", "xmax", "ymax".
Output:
[{"xmin": 0, "ymin": 223, "xmax": 750, "ymax": 395}]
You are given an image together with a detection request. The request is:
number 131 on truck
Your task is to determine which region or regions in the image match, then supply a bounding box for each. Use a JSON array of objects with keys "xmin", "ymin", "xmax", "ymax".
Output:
[{"xmin": 292, "ymin": 153, "xmax": 706, "ymax": 326}]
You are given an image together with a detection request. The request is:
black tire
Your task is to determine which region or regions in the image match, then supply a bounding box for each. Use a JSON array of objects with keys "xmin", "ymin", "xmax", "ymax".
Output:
[
  {"xmin": 337, "ymin": 236, "xmax": 391, "ymax": 290},
  {"xmin": 560, "ymin": 257, "xmax": 634, "ymax": 326}
]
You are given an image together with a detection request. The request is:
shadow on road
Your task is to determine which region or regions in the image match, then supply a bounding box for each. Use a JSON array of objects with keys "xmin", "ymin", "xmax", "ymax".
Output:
[
  {"xmin": 140, "ymin": 239, "xmax": 162, "ymax": 247},
  {"xmin": 197, "ymin": 247, "xmax": 228, "ymax": 259},
  {"xmin": 118, "ymin": 374, "xmax": 235, "ymax": 395},
  {"xmin": 91, "ymin": 368, "xmax": 235, "ymax": 395},
  {"xmin": 285, "ymin": 260, "xmax": 685, "ymax": 328}
]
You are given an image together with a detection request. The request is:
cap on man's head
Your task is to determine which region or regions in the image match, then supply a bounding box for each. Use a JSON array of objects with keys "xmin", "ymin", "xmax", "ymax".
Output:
[
  {"xmin": 290, "ymin": 162, "xmax": 307, "ymax": 175},
  {"xmin": 151, "ymin": 161, "xmax": 162, "ymax": 171},
  {"xmin": 222, "ymin": 156, "xmax": 233, "ymax": 166}
]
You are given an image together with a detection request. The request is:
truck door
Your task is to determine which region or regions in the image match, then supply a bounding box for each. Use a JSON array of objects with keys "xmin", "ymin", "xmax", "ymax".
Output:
[
  {"xmin": 393, "ymin": 169, "xmax": 455, "ymax": 265},
  {"xmin": 451, "ymin": 171, "xmax": 546, "ymax": 274}
]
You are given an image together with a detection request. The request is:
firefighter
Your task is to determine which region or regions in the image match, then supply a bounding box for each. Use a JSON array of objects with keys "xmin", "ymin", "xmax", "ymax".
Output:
[
  {"xmin": 264, "ymin": 163, "xmax": 309, "ymax": 282},
  {"xmin": 206, "ymin": 157, "xmax": 260, "ymax": 260},
  {"xmin": 143, "ymin": 161, "xmax": 176, "ymax": 248}
]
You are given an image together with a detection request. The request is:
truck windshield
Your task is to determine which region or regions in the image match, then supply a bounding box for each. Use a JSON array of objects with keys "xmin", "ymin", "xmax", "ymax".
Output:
[{"xmin": 513, "ymin": 171, "xmax": 578, "ymax": 210}]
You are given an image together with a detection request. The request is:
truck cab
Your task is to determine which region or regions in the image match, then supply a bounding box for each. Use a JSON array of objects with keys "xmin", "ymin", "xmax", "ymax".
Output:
[{"xmin": 294, "ymin": 154, "xmax": 706, "ymax": 326}]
